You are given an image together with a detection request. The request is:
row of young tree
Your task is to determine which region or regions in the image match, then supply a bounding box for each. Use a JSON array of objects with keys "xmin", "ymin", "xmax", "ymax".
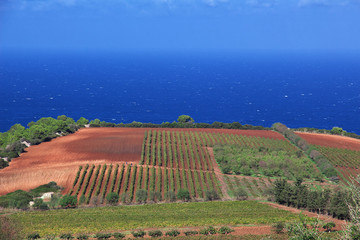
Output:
[
  {"xmin": 272, "ymin": 122, "xmax": 338, "ymax": 180},
  {"xmin": 273, "ymin": 178, "xmax": 349, "ymax": 220}
]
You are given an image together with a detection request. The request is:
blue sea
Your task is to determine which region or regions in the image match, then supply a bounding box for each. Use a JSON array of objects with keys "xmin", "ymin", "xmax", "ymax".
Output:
[{"xmin": 1, "ymin": 50, "xmax": 360, "ymax": 134}]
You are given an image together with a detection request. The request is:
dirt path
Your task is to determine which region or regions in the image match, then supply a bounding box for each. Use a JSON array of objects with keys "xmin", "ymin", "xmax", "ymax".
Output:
[
  {"xmin": 206, "ymin": 147, "xmax": 230, "ymax": 200},
  {"xmin": 263, "ymin": 202, "xmax": 347, "ymax": 231}
]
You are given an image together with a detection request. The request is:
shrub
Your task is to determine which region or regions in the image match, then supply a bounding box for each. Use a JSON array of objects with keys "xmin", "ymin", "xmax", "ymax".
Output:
[
  {"xmin": 59, "ymin": 195, "xmax": 77, "ymax": 208},
  {"xmin": 184, "ymin": 230, "xmax": 198, "ymax": 236},
  {"xmin": 136, "ymin": 189, "xmax": 148, "ymax": 203},
  {"xmin": 76, "ymin": 234, "xmax": 89, "ymax": 240},
  {"xmin": 323, "ymin": 222, "xmax": 336, "ymax": 232},
  {"xmin": 177, "ymin": 189, "xmax": 190, "ymax": 201},
  {"xmin": 234, "ymin": 188, "xmax": 248, "ymax": 201},
  {"xmin": 60, "ymin": 233, "xmax": 74, "ymax": 240},
  {"xmin": 112, "ymin": 232, "xmax": 126, "ymax": 239},
  {"xmin": 272, "ymin": 221, "xmax": 285, "ymax": 234},
  {"xmin": 165, "ymin": 229, "xmax": 180, "ymax": 237},
  {"xmin": 205, "ymin": 190, "xmax": 219, "ymax": 201},
  {"xmin": 131, "ymin": 230, "xmax": 146, "ymax": 238},
  {"xmin": 149, "ymin": 191, "xmax": 162, "ymax": 203},
  {"xmin": 121, "ymin": 193, "xmax": 131, "ymax": 204},
  {"xmin": 79, "ymin": 194, "xmax": 86, "ymax": 205},
  {"xmin": 94, "ymin": 233, "xmax": 112, "ymax": 239},
  {"xmin": 199, "ymin": 226, "xmax": 217, "ymax": 235},
  {"xmin": 166, "ymin": 191, "xmax": 176, "ymax": 202},
  {"xmin": 218, "ymin": 226, "xmax": 234, "ymax": 235},
  {"xmin": 148, "ymin": 230, "xmax": 163, "ymax": 237},
  {"xmin": 33, "ymin": 198, "xmax": 49, "ymax": 210},
  {"xmin": 27, "ymin": 232, "xmax": 41, "ymax": 240},
  {"xmin": 106, "ymin": 192, "xmax": 119, "ymax": 205}
]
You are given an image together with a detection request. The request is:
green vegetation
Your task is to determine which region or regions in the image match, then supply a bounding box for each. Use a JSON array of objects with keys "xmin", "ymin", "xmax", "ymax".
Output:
[
  {"xmin": 0, "ymin": 182, "xmax": 60, "ymax": 209},
  {"xmin": 214, "ymin": 144, "xmax": 318, "ymax": 180},
  {"xmin": 273, "ymin": 122, "xmax": 338, "ymax": 179},
  {"xmin": 294, "ymin": 126, "xmax": 360, "ymax": 140},
  {"xmin": 273, "ymin": 179, "xmax": 349, "ymax": 219},
  {"xmin": 10, "ymin": 201, "xmax": 300, "ymax": 235}
]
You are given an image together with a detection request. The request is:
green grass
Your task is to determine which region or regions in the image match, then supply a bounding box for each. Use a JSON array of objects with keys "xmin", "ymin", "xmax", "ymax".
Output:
[{"xmin": 11, "ymin": 201, "xmax": 300, "ymax": 235}]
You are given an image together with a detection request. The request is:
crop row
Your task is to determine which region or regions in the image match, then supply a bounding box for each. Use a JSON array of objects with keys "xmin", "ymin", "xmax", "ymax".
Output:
[
  {"xmin": 140, "ymin": 130, "xmax": 296, "ymax": 171},
  {"xmin": 224, "ymin": 175, "xmax": 272, "ymax": 199},
  {"xmin": 69, "ymin": 164, "xmax": 222, "ymax": 204},
  {"xmin": 316, "ymin": 145, "xmax": 360, "ymax": 169}
]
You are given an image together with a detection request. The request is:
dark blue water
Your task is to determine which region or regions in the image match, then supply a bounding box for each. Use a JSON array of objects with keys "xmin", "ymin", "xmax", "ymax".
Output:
[{"xmin": 1, "ymin": 51, "xmax": 360, "ymax": 134}]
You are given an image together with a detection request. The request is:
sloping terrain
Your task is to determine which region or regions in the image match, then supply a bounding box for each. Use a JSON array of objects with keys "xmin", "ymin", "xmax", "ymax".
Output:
[{"xmin": 0, "ymin": 128, "xmax": 144, "ymax": 195}]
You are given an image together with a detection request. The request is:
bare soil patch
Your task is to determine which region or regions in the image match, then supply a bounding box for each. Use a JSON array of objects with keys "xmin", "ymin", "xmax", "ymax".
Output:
[
  {"xmin": 297, "ymin": 132, "xmax": 360, "ymax": 151},
  {"xmin": 0, "ymin": 128, "xmax": 144, "ymax": 195}
]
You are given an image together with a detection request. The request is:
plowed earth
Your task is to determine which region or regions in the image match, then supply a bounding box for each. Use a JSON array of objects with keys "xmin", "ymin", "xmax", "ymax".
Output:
[
  {"xmin": 0, "ymin": 128, "xmax": 144, "ymax": 195},
  {"xmin": 297, "ymin": 132, "xmax": 360, "ymax": 151}
]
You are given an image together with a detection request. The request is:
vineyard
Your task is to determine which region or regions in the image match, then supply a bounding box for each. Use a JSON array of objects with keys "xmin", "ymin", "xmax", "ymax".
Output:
[
  {"xmin": 69, "ymin": 163, "xmax": 222, "ymax": 203},
  {"xmin": 65, "ymin": 129, "xmax": 306, "ymax": 204},
  {"xmin": 224, "ymin": 175, "xmax": 273, "ymax": 199},
  {"xmin": 313, "ymin": 145, "xmax": 360, "ymax": 184}
]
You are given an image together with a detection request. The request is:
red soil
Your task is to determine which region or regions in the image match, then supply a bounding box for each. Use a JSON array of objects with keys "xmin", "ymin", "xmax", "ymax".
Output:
[
  {"xmin": 297, "ymin": 132, "xmax": 360, "ymax": 151},
  {"xmin": 0, "ymin": 128, "xmax": 144, "ymax": 195},
  {"xmin": 207, "ymin": 147, "xmax": 230, "ymax": 199}
]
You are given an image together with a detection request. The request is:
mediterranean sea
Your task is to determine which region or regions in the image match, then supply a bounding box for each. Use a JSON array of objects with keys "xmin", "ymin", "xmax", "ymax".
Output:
[{"xmin": 1, "ymin": 51, "xmax": 359, "ymax": 133}]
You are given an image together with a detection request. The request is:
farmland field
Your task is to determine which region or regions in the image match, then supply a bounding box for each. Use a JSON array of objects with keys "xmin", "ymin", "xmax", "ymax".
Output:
[
  {"xmin": 0, "ymin": 128, "xmax": 145, "ymax": 195},
  {"xmin": 10, "ymin": 200, "xmax": 300, "ymax": 236},
  {"xmin": 296, "ymin": 132, "xmax": 360, "ymax": 151},
  {"xmin": 295, "ymin": 132, "xmax": 360, "ymax": 184}
]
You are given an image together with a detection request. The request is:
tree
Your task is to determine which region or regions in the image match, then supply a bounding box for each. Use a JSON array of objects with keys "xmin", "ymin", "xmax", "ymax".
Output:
[
  {"xmin": 33, "ymin": 198, "xmax": 49, "ymax": 210},
  {"xmin": 343, "ymin": 176, "xmax": 360, "ymax": 239},
  {"xmin": 177, "ymin": 115, "xmax": 194, "ymax": 123},
  {"xmin": 106, "ymin": 192, "xmax": 119, "ymax": 205},
  {"xmin": 59, "ymin": 195, "xmax": 77, "ymax": 208},
  {"xmin": 136, "ymin": 189, "xmax": 147, "ymax": 203},
  {"xmin": 76, "ymin": 117, "xmax": 89, "ymax": 126},
  {"xmin": 330, "ymin": 127, "xmax": 345, "ymax": 135},
  {"xmin": 177, "ymin": 189, "xmax": 190, "ymax": 201}
]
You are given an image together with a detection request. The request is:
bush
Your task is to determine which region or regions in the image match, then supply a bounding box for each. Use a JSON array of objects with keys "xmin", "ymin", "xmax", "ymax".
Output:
[
  {"xmin": 184, "ymin": 230, "xmax": 198, "ymax": 236},
  {"xmin": 112, "ymin": 232, "xmax": 126, "ymax": 239},
  {"xmin": 121, "ymin": 193, "xmax": 131, "ymax": 204},
  {"xmin": 165, "ymin": 229, "xmax": 180, "ymax": 237},
  {"xmin": 59, "ymin": 195, "xmax": 77, "ymax": 208},
  {"xmin": 94, "ymin": 233, "xmax": 112, "ymax": 239},
  {"xmin": 323, "ymin": 222, "xmax": 336, "ymax": 232},
  {"xmin": 218, "ymin": 226, "xmax": 234, "ymax": 235},
  {"xmin": 79, "ymin": 195, "xmax": 86, "ymax": 205},
  {"xmin": 166, "ymin": 191, "xmax": 176, "ymax": 202},
  {"xmin": 205, "ymin": 190, "xmax": 219, "ymax": 201},
  {"xmin": 33, "ymin": 198, "xmax": 49, "ymax": 210},
  {"xmin": 131, "ymin": 230, "xmax": 146, "ymax": 238},
  {"xmin": 136, "ymin": 189, "xmax": 148, "ymax": 203},
  {"xmin": 60, "ymin": 233, "xmax": 74, "ymax": 240},
  {"xmin": 27, "ymin": 232, "xmax": 41, "ymax": 240},
  {"xmin": 199, "ymin": 226, "xmax": 217, "ymax": 235},
  {"xmin": 272, "ymin": 221, "xmax": 285, "ymax": 234},
  {"xmin": 76, "ymin": 234, "xmax": 89, "ymax": 240},
  {"xmin": 148, "ymin": 230, "xmax": 163, "ymax": 237},
  {"xmin": 234, "ymin": 188, "xmax": 248, "ymax": 201},
  {"xmin": 149, "ymin": 191, "xmax": 162, "ymax": 203},
  {"xmin": 106, "ymin": 192, "xmax": 119, "ymax": 205},
  {"xmin": 177, "ymin": 189, "xmax": 190, "ymax": 201}
]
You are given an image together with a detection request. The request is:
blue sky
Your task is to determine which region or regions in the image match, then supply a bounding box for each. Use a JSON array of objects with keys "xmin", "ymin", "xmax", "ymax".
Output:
[{"xmin": 0, "ymin": 0, "xmax": 360, "ymax": 52}]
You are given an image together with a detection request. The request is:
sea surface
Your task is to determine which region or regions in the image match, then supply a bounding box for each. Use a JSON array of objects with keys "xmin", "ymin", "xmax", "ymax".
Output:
[{"xmin": 1, "ymin": 50, "xmax": 360, "ymax": 134}]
